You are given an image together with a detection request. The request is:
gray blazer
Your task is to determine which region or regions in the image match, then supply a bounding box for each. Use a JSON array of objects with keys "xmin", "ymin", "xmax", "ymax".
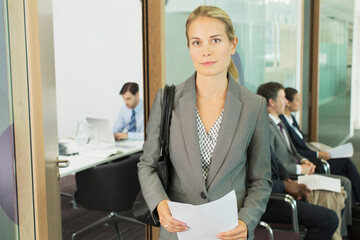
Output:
[
  {"xmin": 138, "ymin": 73, "xmax": 272, "ymax": 240},
  {"xmin": 268, "ymin": 117, "xmax": 304, "ymax": 174}
]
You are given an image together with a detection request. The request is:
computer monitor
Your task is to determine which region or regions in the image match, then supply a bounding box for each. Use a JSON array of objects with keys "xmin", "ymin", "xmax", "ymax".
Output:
[{"xmin": 86, "ymin": 117, "xmax": 115, "ymax": 143}]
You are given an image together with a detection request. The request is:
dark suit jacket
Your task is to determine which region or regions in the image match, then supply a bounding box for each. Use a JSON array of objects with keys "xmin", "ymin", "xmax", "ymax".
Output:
[
  {"xmin": 279, "ymin": 114, "xmax": 317, "ymax": 160},
  {"xmin": 138, "ymin": 72, "xmax": 272, "ymax": 240}
]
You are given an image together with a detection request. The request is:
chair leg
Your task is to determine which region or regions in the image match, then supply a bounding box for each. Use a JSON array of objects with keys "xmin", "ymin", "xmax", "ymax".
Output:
[
  {"xmin": 114, "ymin": 222, "xmax": 122, "ymax": 240},
  {"xmin": 72, "ymin": 213, "xmax": 113, "ymax": 240},
  {"xmin": 112, "ymin": 212, "xmax": 144, "ymax": 226},
  {"xmin": 61, "ymin": 192, "xmax": 78, "ymax": 209},
  {"xmin": 71, "ymin": 212, "xmax": 144, "ymax": 240}
]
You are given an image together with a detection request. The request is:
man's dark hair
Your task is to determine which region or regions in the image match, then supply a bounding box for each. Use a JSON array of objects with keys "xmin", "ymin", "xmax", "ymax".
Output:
[
  {"xmin": 120, "ymin": 82, "xmax": 139, "ymax": 95},
  {"xmin": 285, "ymin": 87, "xmax": 298, "ymax": 102},
  {"xmin": 257, "ymin": 82, "xmax": 284, "ymax": 105}
]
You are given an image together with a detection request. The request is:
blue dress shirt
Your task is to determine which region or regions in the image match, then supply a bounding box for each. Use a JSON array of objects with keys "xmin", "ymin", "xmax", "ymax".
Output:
[{"xmin": 113, "ymin": 100, "xmax": 144, "ymax": 140}]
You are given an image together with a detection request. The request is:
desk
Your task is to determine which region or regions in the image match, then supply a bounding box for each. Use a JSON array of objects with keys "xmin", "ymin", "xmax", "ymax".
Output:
[{"xmin": 58, "ymin": 139, "xmax": 143, "ymax": 177}]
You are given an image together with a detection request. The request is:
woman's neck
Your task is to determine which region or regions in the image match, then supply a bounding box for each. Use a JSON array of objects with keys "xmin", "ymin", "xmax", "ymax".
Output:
[
  {"xmin": 195, "ymin": 73, "xmax": 228, "ymax": 100},
  {"xmin": 284, "ymin": 108, "xmax": 292, "ymax": 118}
]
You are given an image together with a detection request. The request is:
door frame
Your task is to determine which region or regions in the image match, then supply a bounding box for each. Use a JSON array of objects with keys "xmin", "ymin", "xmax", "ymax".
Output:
[
  {"xmin": 8, "ymin": 0, "xmax": 61, "ymax": 239},
  {"xmin": 142, "ymin": 0, "xmax": 165, "ymax": 239}
]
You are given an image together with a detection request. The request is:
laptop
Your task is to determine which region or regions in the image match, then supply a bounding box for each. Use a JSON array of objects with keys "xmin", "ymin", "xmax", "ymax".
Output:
[{"xmin": 86, "ymin": 117, "xmax": 115, "ymax": 144}]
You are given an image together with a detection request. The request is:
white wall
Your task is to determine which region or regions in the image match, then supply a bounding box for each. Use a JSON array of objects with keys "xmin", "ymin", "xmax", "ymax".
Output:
[{"xmin": 53, "ymin": 0, "xmax": 143, "ymax": 138}]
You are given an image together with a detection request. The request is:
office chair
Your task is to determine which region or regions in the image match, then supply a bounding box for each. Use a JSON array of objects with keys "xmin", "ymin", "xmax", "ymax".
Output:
[
  {"xmin": 321, "ymin": 159, "xmax": 331, "ymax": 174},
  {"xmin": 260, "ymin": 194, "xmax": 303, "ymax": 240},
  {"xmin": 254, "ymin": 221, "xmax": 274, "ymax": 240},
  {"xmin": 254, "ymin": 220, "xmax": 302, "ymax": 240},
  {"xmin": 71, "ymin": 152, "xmax": 144, "ymax": 240}
]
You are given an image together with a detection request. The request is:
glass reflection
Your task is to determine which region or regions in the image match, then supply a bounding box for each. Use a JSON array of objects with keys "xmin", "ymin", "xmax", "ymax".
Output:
[
  {"xmin": 0, "ymin": 0, "xmax": 20, "ymax": 239},
  {"xmin": 165, "ymin": 0, "xmax": 301, "ymax": 93},
  {"xmin": 318, "ymin": 0, "xmax": 354, "ymax": 145}
]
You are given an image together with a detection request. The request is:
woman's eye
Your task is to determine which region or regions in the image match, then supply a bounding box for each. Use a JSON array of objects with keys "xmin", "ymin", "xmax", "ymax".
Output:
[
  {"xmin": 192, "ymin": 41, "xmax": 200, "ymax": 46},
  {"xmin": 212, "ymin": 38, "xmax": 221, "ymax": 43}
]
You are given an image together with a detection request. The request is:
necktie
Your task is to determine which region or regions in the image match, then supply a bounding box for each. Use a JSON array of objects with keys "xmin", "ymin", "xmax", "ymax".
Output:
[
  {"xmin": 277, "ymin": 122, "xmax": 285, "ymax": 137},
  {"xmin": 278, "ymin": 122, "xmax": 299, "ymax": 163},
  {"xmin": 128, "ymin": 109, "xmax": 136, "ymax": 132}
]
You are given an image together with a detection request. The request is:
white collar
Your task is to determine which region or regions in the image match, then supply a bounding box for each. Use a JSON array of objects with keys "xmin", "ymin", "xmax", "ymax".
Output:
[
  {"xmin": 282, "ymin": 114, "xmax": 293, "ymax": 126},
  {"xmin": 269, "ymin": 113, "xmax": 281, "ymax": 125}
]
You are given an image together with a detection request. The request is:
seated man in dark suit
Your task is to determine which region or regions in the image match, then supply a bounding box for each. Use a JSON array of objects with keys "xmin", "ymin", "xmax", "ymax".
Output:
[
  {"xmin": 261, "ymin": 148, "xmax": 339, "ymax": 240},
  {"xmin": 280, "ymin": 87, "xmax": 360, "ymax": 204},
  {"xmin": 257, "ymin": 82, "xmax": 316, "ymax": 175}
]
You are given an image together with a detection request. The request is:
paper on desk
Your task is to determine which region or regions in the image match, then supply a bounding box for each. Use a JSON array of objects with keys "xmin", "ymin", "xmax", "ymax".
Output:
[
  {"xmin": 168, "ymin": 190, "xmax": 238, "ymax": 240},
  {"xmin": 328, "ymin": 142, "xmax": 353, "ymax": 159},
  {"xmin": 298, "ymin": 174, "xmax": 341, "ymax": 192},
  {"xmin": 85, "ymin": 148, "xmax": 123, "ymax": 158}
]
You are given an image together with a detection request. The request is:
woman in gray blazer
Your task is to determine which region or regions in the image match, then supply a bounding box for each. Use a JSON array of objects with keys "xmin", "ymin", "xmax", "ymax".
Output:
[{"xmin": 138, "ymin": 5, "xmax": 272, "ymax": 240}]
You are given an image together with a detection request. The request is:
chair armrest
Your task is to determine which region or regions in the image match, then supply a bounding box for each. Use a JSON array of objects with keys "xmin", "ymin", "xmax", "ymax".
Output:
[
  {"xmin": 269, "ymin": 194, "xmax": 299, "ymax": 233},
  {"xmin": 320, "ymin": 159, "xmax": 331, "ymax": 175},
  {"xmin": 258, "ymin": 221, "xmax": 274, "ymax": 240}
]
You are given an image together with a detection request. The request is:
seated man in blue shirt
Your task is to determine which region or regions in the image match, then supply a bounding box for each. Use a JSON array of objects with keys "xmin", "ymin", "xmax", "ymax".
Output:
[{"xmin": 113, "ymin": 82, "xmax": 144, "ymax": 141}]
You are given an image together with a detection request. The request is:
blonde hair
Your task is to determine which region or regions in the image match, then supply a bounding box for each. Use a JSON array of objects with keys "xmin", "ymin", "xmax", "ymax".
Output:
[{"xmin": 185, "ymin": 5, "xmax": 239, "ymax": 80}]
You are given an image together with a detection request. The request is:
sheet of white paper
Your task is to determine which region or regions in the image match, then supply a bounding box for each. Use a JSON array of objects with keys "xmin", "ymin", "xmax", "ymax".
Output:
[
  {"xmin": 328, "ymin": 143, "xmax": 353, "ymax": 159},
  {"xmin": 85, "ymin": 147, "xmax": 122, "ymax": 158},
  {"xmin": 298, "ymin": 174, "xmax": 341, "ymax": 192},
  {"xmin": 168, "ymin": 190, "xmax": 238, "ymax": 240}
]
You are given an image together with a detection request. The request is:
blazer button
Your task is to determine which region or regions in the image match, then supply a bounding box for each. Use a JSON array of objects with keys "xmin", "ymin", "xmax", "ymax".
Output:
[{"xmin": 200, "ymin": 191, "xmax": 207, "ymax": 199}]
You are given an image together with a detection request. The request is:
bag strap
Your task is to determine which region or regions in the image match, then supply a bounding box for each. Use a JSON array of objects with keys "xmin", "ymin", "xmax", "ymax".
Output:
[{"xmin": 159, "ymin": 85, "xmax": 175, "ymax": 158}]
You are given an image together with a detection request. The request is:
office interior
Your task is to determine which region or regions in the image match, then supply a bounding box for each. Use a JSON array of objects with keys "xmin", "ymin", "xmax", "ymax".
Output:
[{"xmin": 1, "ymin": 0, "xmax": 360, "ymax": 239}]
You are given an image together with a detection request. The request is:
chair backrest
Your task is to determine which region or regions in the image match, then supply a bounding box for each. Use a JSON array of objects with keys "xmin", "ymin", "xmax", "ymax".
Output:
[{"xmin": 75, "ymin": 152, "xmax": 142, "ymax": 212}]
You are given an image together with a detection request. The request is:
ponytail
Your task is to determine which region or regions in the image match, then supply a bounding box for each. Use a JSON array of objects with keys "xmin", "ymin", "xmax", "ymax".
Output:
[{"xmin": 228, "ymin": 58, "xmax": 239, "ymax": 82}]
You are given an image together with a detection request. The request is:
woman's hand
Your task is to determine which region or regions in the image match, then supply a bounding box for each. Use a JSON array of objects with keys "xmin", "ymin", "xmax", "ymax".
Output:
[
  {"xmin": 318, "ymin": 151, "xmax": 331, "ymax": 161},
  {"xmin": 157, "ymin": 199, "xmax": 188, "ymax": 233},
  {"xmin": 216, "ymin": 219, "xmax": 247, "ymax": 240}
]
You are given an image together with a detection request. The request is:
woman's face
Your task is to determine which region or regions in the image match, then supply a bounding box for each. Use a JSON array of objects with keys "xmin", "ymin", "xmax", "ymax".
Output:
[
  {"xmin": 287, "ymin": 92, "xmax": 303, "ymax": 112},
  {"xmin": 187, "ymin": 16, "xmax": 237, "ymax": 78}
]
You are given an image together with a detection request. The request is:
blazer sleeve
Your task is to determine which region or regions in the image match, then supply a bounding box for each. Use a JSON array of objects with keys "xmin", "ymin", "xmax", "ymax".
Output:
[
  {"xmin": 297, "ymin": 147, "xmax": 317, "ymax": 160},
  {"xmin": 281, "ymin": 159, "xmax": 298, "ymax": 175},
  {"xmin": 238, "ymin": 98, "xmax": 272, "ymax": 235},
  {"xmin": 269, "ymin": 123, "xmax": 298, "ymax": 175},
  {"xmin": 137, "ymin": 89, "xmax": 168, "ymax": 220},
  {"xmin": 272, "ymin": 180, "xmax": 285, "ymax": 193},
  {"xmin": 277, "ymin": 158, "xmax": 290, "ymax": 180}
]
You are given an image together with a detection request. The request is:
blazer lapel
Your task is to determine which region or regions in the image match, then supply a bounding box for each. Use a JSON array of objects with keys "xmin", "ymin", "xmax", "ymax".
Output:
[
  {"xmin": 269, "ymin": 117, "xmax": 298, "ymax": 157},
  {"xmin": 291, "ymin": 115, "xmax": 305, "ymax": 138},
  {"xmin": 178, "ymin": 73, "xmax": 206, "ymax": 188},
  {"xmin": 206, "ymin": 77, "xmax": 243, "ymax": 188},
  {"xmin": 269, "ymin": 118, "xmax": 292, "ymax": 152}
]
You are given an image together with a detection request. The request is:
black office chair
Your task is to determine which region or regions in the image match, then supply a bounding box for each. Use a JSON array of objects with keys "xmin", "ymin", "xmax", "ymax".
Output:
[{"xmin": 71, "ymin": 152, "xmax": 144, "ymax": 240}]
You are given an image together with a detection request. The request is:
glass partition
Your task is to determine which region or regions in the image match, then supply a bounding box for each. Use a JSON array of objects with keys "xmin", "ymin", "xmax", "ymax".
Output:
[
  {"xmin": 0, "ymin": 0, "xmax": 19, "ymax": 239},
  {"xmin": 53, "ymin": 0, "xmax": 144, "ymax": 139},
  {"xmin": 165, "ymin": 0, "xmax": 302, "ymax": 93},
  {"xmin": 318, "ymin": 0, "xmax": 354, "ymax": 146}
]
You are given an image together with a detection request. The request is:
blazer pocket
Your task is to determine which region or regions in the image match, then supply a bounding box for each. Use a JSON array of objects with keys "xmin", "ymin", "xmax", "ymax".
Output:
[{"xmin": 168, "ymin": 186, "xmax": 186, "ymax": 200}]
